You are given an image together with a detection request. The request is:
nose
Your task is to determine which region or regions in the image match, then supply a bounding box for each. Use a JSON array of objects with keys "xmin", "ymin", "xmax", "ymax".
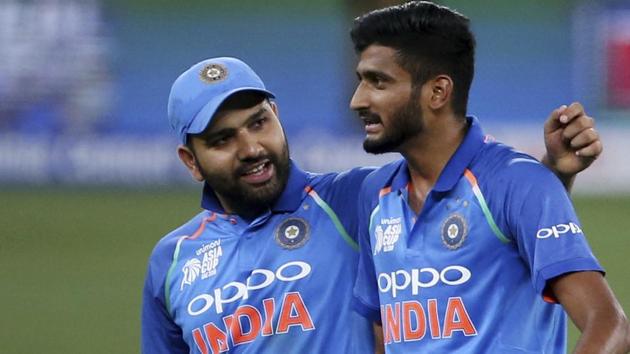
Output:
[
  {"xmin": 236, "ymin": 131, "xmax": 264, "ymax": 161},
  {"xmin": 350, "ymin": 82, "xmax": 368, "ymax": 111}
]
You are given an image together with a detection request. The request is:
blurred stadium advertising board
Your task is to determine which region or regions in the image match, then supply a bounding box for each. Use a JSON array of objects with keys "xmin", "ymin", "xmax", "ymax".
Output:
[{"xmin": 0, "ymin": 0, "xmax": 628, "ymax": 193}]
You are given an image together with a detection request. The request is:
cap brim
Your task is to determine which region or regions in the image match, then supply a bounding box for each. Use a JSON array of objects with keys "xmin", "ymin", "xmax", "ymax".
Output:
[{"xmin": 185, "ymin": 87, "xmax": 275, "ymax": 141}]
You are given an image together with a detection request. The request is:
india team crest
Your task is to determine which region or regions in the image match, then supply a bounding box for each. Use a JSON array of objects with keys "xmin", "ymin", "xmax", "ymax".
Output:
[
  {"xmin": 275, "ymin": 218, "xmax": 310, "ymax": 249},
  {"xmin": 276, "ymin": 218, "xmax": 310, "ymax": 250},
  {"xmin": 199, "ymin": 63, "xmax": 227, "ymax": 84},
  {"xmin": 441, "ymin": 213, "xmax": 468, "ymax": 250}
]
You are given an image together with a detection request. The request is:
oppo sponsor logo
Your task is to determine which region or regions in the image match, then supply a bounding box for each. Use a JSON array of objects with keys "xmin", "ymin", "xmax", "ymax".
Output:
[
  {"xmin": 378, "ymin": 266, "xmax": 471, "ymax": 298},
  {"xmin": 187, "ymin": 261, "xmax": 311, "ymax": 315},
  {"xmin": 536, "ymin": 222, "xmax": 583, "ymax": 239}
]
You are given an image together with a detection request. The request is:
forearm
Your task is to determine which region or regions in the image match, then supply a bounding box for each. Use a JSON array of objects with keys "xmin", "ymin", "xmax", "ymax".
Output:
[
  {"xmin": 572, "ymin": 312, "xmax": 630, "ymax": 354},
  {"xmin": 541, "ymin": 153, "xmax": 575, "ymax": 192},
  {"xmin": 374, "ymin": 322, "xmax": 385, "ymax": 354},
  {"xmin": 552, "ymin": 272, "xmax": 630, "ymax": 354}
]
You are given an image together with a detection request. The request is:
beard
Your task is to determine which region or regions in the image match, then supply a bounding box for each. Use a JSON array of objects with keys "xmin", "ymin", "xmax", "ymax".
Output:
[
  {"xmin": 363, "ymin": 94, "xmax": 424, "ymax": 154},
  {"xmin": 197, "ymin": 141, "xmax": 290, "ymax": 214}
]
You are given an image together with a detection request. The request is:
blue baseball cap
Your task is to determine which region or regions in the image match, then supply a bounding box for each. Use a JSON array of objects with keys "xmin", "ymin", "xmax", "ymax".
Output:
[{"xmin": 167, "ymin": 57, "xmax": 275, "ymax": 143}]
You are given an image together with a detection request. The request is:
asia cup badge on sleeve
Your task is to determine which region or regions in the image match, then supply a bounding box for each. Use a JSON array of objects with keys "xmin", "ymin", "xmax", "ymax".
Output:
[
  {"xmin": 275, "ymin": 218, "xmax": 310, "ymax": 250},
  {"xmin": 441, "ymin": 213, "xmax": 468, "ymax": 250}
]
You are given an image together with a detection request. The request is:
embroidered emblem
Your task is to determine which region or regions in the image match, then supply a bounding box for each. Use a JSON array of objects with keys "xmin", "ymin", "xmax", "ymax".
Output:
[
  {"xmin": 441, "ymin": 213, "xmax": 468, "ymax": 250},
  {"xmin": 200, "ymin": 63, "xmax": 227, "ymax": 83},
  {"xmin": 275, "ymin": 218, "xmax": 310, "ymax": 249},
  {"xmin": 180, "ymin": 239, "xmax": 223, "ymax": 290},
  {"xmin": 374, "ymin": 217, "xmax": 402, "ymax": 255},
  {"xmin": 180, "ymin": 258, "xmax": 201, "ymax": 290},
  {"xmin": 196, "ymin": 239, "xmax": 223, "ymax": 280}
]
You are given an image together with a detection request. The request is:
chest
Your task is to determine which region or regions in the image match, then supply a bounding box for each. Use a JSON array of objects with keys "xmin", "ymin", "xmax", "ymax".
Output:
[
  {"xmin": 166, "ymin": 204, "xmax": 358, "ymax": 349},
  {"xmin": 371, "ymin": 178, "xmax": 512, "ymax": 278}
]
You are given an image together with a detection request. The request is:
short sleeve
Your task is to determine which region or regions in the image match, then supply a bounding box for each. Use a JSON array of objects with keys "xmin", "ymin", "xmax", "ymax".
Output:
[
  {"xmin": 502, "ymin": 161, "xmax": 603, "ymax": 296},
  {"xmin": 141, "ymin": 245, "xmax": 189, "ymax": 354}
]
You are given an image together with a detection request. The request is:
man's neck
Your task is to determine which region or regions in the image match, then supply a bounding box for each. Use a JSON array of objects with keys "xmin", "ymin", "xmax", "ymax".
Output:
[
  {"xmin": 400, "ymin": 116, "xmax": 468, "ymax": 214},
  {"xmin": 216, "ymin": 194, "xmax": 267, "ymax": 221}
]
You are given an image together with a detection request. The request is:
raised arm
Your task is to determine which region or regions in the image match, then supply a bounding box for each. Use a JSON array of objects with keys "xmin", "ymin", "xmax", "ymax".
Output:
[{"xmin": 541, "ymin": 102, "xmax": 602, "ymax": 191}]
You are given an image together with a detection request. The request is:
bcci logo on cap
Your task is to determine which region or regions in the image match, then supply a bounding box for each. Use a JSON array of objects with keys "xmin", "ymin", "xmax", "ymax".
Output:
[
  {"xmin": 441, "ymin": 213, "xmax": 468, "ymax": 250},
  {"xmin": 200, "ymin": 63, "xmax": 227, "ymax": 84},
  {"xmin": 275, "ymin": 218, "xmax": 310, "ymax": 249}
]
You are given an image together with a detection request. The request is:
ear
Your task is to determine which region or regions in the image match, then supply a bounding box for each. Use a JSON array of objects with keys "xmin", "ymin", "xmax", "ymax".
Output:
[
  {"xmin": 428, "ymin": 75, "xmax": 453, "ymax": 110},
  {"xmin": 177, "ymin": 145, "xmax": 204, "ymax": 182},
  {"xmin": 270, "ymin": 101, "xmax": 279, "ymax": 117}
]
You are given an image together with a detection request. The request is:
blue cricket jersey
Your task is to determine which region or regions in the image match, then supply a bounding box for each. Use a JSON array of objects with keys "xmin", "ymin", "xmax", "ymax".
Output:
[
  {"xmin": 142, "ymin": 161, "xmax": 375, "ymax": 354},
  {"xmin": 353, "ymin": 117, "xmax": 603, "ymax": 353}
]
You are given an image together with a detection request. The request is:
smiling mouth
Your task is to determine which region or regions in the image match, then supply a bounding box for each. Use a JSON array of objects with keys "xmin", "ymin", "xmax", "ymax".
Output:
[
  {"xmin": 359, "ymin": 111, "xmax": 381, "ymax": 125},
  {"xmin": 243, "ymin": 162, "xmax": 267, "ymax": 176},
  {"xmin": 359, "ymin": 113, "xmax": 382, "ymax": 135},
  {"xmin": 239, "ymin": 160, "xmax": 274, "ymax": 185}
]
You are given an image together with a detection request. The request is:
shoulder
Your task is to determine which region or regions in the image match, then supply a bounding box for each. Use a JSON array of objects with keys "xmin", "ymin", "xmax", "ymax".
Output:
[
  {"xmin": 144, "ymin": 210, "xmax": 210, "ymax": 302},
  {"xmin": 471, "ymin": 141, "xmax": 560, "ymax": 191},
  {"xmin": 307, "ymin": 166, "xmax": 376, "ymax": 187},
  {"xmin": 148, "ymin": 211, "xmax": 209, "ymax": 270},
  {"xmin": 361, "ymin": 159, "xmax": 405, "ymax": 196},
  {"xmin": 306, "ymin": 166, "xmax": 376, "ymax": 197},
  {"xmin": 351, "ymin": 159, "xmax": 406, "ymax": 217},
  {"xmin": 468, "ymin": 141, "xmax": 570, "ymax": 230}
]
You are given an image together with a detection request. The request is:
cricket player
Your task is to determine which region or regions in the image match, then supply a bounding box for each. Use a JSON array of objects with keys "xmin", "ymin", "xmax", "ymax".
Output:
[
  {"xmin": 141, "ymin": 56, "xmax": 604, "ymax": 353},
  {"xmin": 350, "ymin": 2, "xmax": 630, "ymax": 353}
]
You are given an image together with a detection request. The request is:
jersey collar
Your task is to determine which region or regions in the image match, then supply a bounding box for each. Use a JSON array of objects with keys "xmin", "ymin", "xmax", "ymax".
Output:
[
  {"xmin": 389, "ymin": 116, "xmax": 485, "ymax": 193},
  {"xmin": 200, "ymin": 159, "xmax": 308, "ymax": 214},
  {"xmin": 433, "ymin": 116, "xmax": 485, "ymax": 192}
]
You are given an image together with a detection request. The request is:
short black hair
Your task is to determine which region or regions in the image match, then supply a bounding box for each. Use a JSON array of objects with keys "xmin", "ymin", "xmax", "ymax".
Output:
[{"xmin": 351, "ymin": 1, "xmax": 475, "ymax": 116}]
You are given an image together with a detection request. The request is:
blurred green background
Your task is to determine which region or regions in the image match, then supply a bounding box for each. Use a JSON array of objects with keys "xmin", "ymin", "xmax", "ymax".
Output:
[{"xmin": 1, "ymin": 189, "xmax": 629, "ymax": 353}]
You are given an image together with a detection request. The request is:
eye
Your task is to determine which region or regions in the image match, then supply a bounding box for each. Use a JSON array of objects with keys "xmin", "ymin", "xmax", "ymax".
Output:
[
  {"xmin": 212, "ymin": 138, "xmax": 228, "ymax": 147},
  {"xmin": 373, "ymin": 75, "xmax": 387, "ymax": 89},
  {"xmin": 206, "ymin": 135, "xmax": 231, "ymax": 148},
  {"xmin": 250, "ymin": 116, "xmax": 268, "ymax": 130}
]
